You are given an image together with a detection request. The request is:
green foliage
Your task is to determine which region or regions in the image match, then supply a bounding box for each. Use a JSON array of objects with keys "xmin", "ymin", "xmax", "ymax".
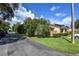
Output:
[
  {"xmin": 24, "ymin": 18, "xmax": 38, "ymax": 36},
  {"xmin": 75, "ymin": 20, "xmax": 79, "ymax": 29},
  {"xmin": 16, "ymin": 24, "xmax": 26, "ymax": 34},
  {"xmin": 0, "ymin": 20, "xmax": 10, "ymax": 31},
  {"xmin": 12, "ymin": 17, "xmax": 49, "ymax": 37},
  {"xmin": 35, "ymin": 18, "xmax": 49, "ymax": 37},
  {"xmin": 12, "ymin": 22, "xmax": 20, "ymax": 32},
  {"xmin": 0, "ymin": 3, "xmax": 19, "ymax": 20},
  {"xmin": 53, "ymin": 33, "xmax": 70, "ymax": 37},
  {"xmin": 24, "ymin": 18, "xmax": 49, "ymax": 37},
  {"xmin": 35, "ymin": 24, "xmax": 49, "ymax": 37},
  {"xmin": 31, "ymin": 37, "xmax": 79, "ymax": 54},
  {"xmin": 12, "ymin": 23, "xmax": 26, "ymax": 34}
]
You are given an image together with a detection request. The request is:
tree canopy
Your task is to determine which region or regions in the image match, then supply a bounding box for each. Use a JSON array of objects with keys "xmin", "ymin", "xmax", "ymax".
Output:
[
  {"xmin": 12, "ymin": 22, "xmax": 21, "ymax": 32},
  {"xmin": 0, "ymin": 3, "xmax": 19, "ymax": 20},
  {"xmin": 0, "ymin": 20, "xmax": 10, "ymax": 31},
  {"xmin": 75, "ymin": 20, "xmax": 79, "ymax": 29},
  {"xmin": 12, "ymin": 17, "xmax": 50, "ymax": 37},
  {"xmin": 23, "ymin": 18, "xmax": 50, "ymax": 37}
]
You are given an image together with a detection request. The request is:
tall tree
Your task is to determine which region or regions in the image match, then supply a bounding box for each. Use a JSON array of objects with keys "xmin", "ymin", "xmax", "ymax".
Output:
[
  {"xmin": 24, "ymin": 18, "xmax": 38, "ymax": 36},
  {"xmin": 12, "ymin": 22, "xmax": 20, "ymax": 32},
  {"xmin": 24, "ymin": 18, "xmax": 50, "ymax": 37},
  {"xmin": 16, "ymin": 24, "xmax": 26, "ymax": 34},
  {"xmin": 0, "ymin": 3, "xmax": 19, "ymax": 20},
  {"xmin": 35, "ymin": 18, "xmax": 49, "ymax": 37},
  {"xmin": 0, "ymin": 20, "xmax": 10, "ymax": 31}
]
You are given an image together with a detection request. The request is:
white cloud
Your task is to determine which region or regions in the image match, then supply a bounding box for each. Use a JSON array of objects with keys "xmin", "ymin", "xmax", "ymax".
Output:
[
  {"xmin": 48, "ymin": 18, "xmax": 63, "ymax": 25},
  {"xmin": 55, "ymin": 13, "xmax": 61, "ymax": 16},
  {"xmin": 40, "ymin": 15, "xmax": 44, "ymax": 18},
  {"xmin": 35, "ymin": 17, "xmax": 39, "ymax": 19},
  {"xmin": 62, "ymin": 16, "xmax": 71, "ymax": 26},
  {"xmin": 26, "ymin": 10, "xmax": 35, "ymax": 19},
  {"xmin": 48, "ymin": 16, "xmax": 72, "ymax": 26},
  {"xmin": 55, "ymin": 13, "xmax": 66, "ymax": 17},
  {"xmin": 50, "ymin": 6, "xmax": 56, "ymax": 11},
  {"xmin": 11, "ymin": 16, "xmax": 23, "ymax": 26},
  {"xmin": 12, "ymin": 17, "xmax": 18, "ymax": 21},
  {"xmin": 14, "ymin": 4, "xmax": 35, "ymax": 20},
  {"xmin": 11, "ymin": 4, "xmax": 35, "ymax": 25},
  {"xmin": 50, "ymin": 6, "xmax": 60, "ymax": 11}
]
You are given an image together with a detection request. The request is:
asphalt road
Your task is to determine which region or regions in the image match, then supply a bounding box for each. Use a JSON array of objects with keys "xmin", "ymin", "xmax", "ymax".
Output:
[{"xmin": 0, "ymin": 33, "xmax": 67, "ymax": 56}]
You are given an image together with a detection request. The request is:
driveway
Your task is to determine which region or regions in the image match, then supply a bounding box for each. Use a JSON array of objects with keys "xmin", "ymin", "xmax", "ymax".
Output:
[{"xmin": 0, "ymin": 33, "xmax": 67, "ymax": 56}]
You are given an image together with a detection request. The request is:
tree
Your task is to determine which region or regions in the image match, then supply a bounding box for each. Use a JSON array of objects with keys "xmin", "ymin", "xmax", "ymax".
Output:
[
  {"xmin": 24, "ymin": 18, "xmax": 50, "ymax": 37},
  {"xmin": 75, "ymin": 20, "xmax": 79, "ymax": 29},
  {"xmin": 12, "ymin": 22, "xmax": 20, "ymax": 32},
  {"xmin": 16, "ymin": 24, "xmax": 26, "ymax": 34},
  {"xmin": 12, "ymin": 22, "xmax": 26, "ymax": 34},
  {"xmin": 35, "ymin": 18, "xmax": 49, "ymax": 37},
  {"xmin": 24, "ymin": 18, "xmax": 38, "ymax": 36},
  {"xmin": 0, "ymin": 20, "xmax": 10, "ymax": 31},
  {"xmin": 35, "ymin": 24, "xmax": 49, "ymax": 37},
  {"xmin": 0, "ymin": 3, "xmax": 19, "ymax": 20}
]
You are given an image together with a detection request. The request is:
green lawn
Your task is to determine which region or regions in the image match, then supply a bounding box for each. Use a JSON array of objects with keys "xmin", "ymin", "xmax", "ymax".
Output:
[{"xmin": 30, "ymin": 37, "xmax": 79, "ymax": 54}]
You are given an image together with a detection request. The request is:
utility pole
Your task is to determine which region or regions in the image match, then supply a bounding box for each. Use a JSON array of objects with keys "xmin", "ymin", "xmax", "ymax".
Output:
[{"xmin": 71, "ymin": 3, "xmax": 75, "ymax": 44}]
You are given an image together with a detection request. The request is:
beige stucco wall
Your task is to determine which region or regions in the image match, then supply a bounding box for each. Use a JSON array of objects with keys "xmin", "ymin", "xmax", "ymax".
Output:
[
  {"xmin": 67, "ymin": 28, "xmax": 72, "ymax": 32},
  {"xmin": 49, "ymin": 26, "xmax": 61, "ymax": 36},
  {"xmin": 49, "ymin": 25, "xmax": 72, "ymax": 37},
  {"xmin": 62, "ymin": 29, "xmax": 66, "ymax": 33},
  {"xmin": 53, "ymin": 27, "xmax": 60, "ymax": 33}
]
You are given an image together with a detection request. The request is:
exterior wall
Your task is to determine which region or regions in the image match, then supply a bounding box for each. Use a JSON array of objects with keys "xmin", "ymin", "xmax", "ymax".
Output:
[
  {"xmin": 62, "ymin": 29, "xmax": 66, "ymax": 33},
  {"xmin": 50, "ymin": 30, "xmax": 54, "ymax": 37},
  {"xmin": 49, "ymin": 26, "xmax": 61, "ymax": 37},
  {"xmin": 49, "ymin": 25, "xmax": 70, "ymax": 37},
  {"xmin": 67, "ymin": 28, "xmax": 72, "ymax": 32},
  {"xmin": 53, "ymin": 27, "xmax": 60, "ymax": 33}
]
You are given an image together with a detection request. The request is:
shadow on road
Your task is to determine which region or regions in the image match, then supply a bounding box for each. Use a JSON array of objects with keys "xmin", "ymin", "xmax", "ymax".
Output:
[{"xmin": 0, "ymin": 33, "xmax": 26, "ymax": 45}]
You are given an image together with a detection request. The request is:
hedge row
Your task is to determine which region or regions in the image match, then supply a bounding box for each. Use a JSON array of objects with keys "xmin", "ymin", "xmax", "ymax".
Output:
[{"xmin": 53, "ymin": 32, "xmax": 71, "ymax": 37}]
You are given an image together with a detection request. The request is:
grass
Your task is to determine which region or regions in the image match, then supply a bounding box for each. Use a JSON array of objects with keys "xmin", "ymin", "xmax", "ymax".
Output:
[{"xmin": 30, "ymin": 37, "xmax": 79, "ymax": 54}]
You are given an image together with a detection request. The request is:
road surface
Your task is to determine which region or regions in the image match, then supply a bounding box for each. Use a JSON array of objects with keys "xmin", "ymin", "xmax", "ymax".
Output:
[{"xmin": 0, "ymin": 33, "xmax": 67, "ymax": 56}]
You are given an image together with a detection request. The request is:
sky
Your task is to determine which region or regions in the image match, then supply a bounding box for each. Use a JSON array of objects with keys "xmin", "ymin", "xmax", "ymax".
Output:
[{"xmin": 11, "ymin": 3, "xmax": 79, "ymax": 27}]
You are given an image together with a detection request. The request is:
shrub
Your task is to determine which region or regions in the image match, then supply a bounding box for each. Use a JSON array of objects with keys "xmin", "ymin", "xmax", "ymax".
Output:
[
  {"xmin": 53, "ymin": 33, "xmax": 70, "ymax": 37},
  {"xmin": 35, "ymin": 25, "xmax": 49, "ymax": 38},
  {"xmin": 16, "ymin": 24, "xmax": 26, "ymax": 34}
]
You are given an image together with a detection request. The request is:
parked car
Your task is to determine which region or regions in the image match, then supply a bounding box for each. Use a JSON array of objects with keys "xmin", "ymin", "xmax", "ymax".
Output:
[
  {"xmin": 74, "ymin": 34, "xmax": 79, "ymax": 39},
  {"xmin": 0, "ymin": 29, "xmax": 7, "ymax": 38}
]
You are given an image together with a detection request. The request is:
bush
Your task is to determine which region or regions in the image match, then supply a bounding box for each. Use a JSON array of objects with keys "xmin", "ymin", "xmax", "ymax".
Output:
[
  {"xmin": 16, "ymin": 24, "xmax": 26, "ymax": 34},
  {"xmin": 53, "ymin": 33, "xmax": 61, "ymax": 37},
  {"xmin": 53, "ymin": 33, "xmax": 70, "ymax": 37}
]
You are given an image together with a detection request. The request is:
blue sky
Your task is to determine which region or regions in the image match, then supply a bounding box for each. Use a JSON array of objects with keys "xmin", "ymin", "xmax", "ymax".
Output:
[
  {"xmin": 11, "ymin": 3, "xmax": 79, "ymax": 26},
  {"xmin": 22, "ymin": 3, "xmax": 71, "ymax": 19}
]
